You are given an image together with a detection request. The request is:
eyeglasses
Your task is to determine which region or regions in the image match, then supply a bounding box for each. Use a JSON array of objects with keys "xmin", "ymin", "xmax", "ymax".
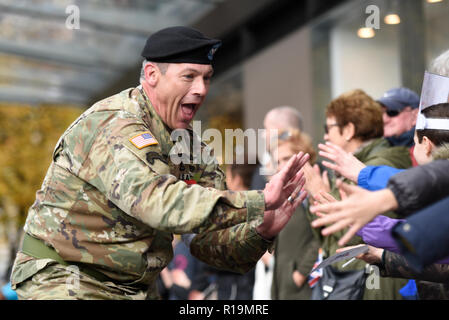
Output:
[{"xmin": 324, "ymin": 123, "xmax": 339, "ymax": 134}]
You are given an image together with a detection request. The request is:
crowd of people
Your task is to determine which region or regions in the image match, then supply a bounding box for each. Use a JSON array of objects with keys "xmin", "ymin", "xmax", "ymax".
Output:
[
  {"xmin": 6, "ymin": 26, "xmax": 449, "ymax": 300},
  {"xmin": 156, "ymin": 47, "xmax": 449, "ymax": 301}
]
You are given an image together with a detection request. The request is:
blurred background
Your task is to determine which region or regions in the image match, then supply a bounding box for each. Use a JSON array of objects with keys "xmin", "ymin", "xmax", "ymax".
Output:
[{"xmin": 0, "ymin": 0, "xmax": 448, "ymax": 286}]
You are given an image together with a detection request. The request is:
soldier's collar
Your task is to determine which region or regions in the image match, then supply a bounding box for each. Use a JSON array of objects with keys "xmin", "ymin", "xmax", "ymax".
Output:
[{"xmin": 133, "ymin": 87, "xmax": 175, "ymax": 156}]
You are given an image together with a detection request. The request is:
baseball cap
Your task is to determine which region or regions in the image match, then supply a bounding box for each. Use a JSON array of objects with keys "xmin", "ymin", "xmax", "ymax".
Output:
[{"xmin": 377, "ymin": 87, "xmax": 420, "ymax": 112}]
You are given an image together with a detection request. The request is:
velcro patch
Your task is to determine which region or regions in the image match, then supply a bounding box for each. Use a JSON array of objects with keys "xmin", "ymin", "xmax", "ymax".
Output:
[{"xmin": 129, "ymin": 131, "xmax": 158, "ymax": 149}]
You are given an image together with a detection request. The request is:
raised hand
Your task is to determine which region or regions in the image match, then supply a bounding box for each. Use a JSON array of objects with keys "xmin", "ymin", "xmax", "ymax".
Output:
[
  {"xmin": 263, "ymin": 152, "xmax": 309, "ymax": 210},
  {"xmin": 310, "ymin": 181, "xmax": 398, "ymax": 246},
  {"xmin": 303, "ymin": 162, "xmax": 330, "ymax": 198},
  {"xmin": 318, "ymin": 142, "xmax": 366, "ymax": 183},
  {"xmin": 257, "ymin": 179, "xmax": 307, "ymax": 240},
  {"xmin": 312, "ymin": 191, "xmax": 338, "ymax": 218}
]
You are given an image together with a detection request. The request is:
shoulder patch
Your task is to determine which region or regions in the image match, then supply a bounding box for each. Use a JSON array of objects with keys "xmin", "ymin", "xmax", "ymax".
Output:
[{"xmin": 129, "ymin": 131, "xmax": 158, "ymax": 149}]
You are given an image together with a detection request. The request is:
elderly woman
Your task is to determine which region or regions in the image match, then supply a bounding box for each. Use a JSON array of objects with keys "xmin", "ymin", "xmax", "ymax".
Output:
[{"xmin": 306, "ymin": 89, "xmax": 412, "ymax": 300}]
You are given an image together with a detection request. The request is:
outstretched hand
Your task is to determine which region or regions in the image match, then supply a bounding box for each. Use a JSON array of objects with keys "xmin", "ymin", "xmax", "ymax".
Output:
[
  {"xmin": 336, "ymin": 244, "xmax": 384, "ymax": 265},
  {"xmin": 302, "ymin": 162, "xmax": 330, "ymax": 198},
  {"xmin": 312, "ymin": 191, "xmax": 338, "ymax": 218},
  {"xmin": 263, "ymin": 152, "xmax": 309, "ymax": 211},
  {"xmin": 257, "ymin": 178, "xmax": 307, "ymax": 240},
  {"xmin": 309, "ymin": 181, "xmax": 398, "ymax": 246},
  {"xmin": 318, "ymin": 142, "xmax": 366, "ymax": 183}
]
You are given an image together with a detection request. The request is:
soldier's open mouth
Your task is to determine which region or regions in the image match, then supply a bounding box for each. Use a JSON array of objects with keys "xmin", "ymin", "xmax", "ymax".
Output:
[{"xmin": 181, "ymin": 103, "xmax": 196, "ymax": 118}]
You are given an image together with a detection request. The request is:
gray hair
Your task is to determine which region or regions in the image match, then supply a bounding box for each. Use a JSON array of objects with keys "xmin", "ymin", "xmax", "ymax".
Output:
[
  {"xmin": 430, "ymin": 50, "xmax": 449, "ymax": 77},
  {"xmin": 139, "ymin": 60, "xmax": 169, "ymax": 83},
  {"xmin": 265, "ymin": 106, "xmax": 304, "ymax": 130}
]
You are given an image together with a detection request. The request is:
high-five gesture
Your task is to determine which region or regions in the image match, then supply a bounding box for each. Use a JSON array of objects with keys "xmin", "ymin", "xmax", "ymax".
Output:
[
  {"xmin": 257, "ymin": 179, "xmax": 307, "ymax": 239},
  {"xmin": 263, "ymin": 152, "xmax": 310, "ymax": 210}
]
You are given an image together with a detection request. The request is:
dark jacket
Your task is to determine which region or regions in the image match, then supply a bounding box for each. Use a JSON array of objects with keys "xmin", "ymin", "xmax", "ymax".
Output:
[
  {"xmin": 386, "ymin": 127, "xmax": 415, "ymax": 148},
  {"xmin": 392, "ymin": 196, "xmax": 449, "ymax": 272},
  {"xmin": 387, "ymin": 159, "xmax": 449, "ymax": 217},
  {"xmin": 386, "ymin": 146, "xmax": 449, "ymax": 271},
  {"xmin": 377, "ymin": 250, "xmax": 449, "ymax": 300},
  {"xmin": 271, "ymin": 205, "xmax": 319, "ymax": 300}
]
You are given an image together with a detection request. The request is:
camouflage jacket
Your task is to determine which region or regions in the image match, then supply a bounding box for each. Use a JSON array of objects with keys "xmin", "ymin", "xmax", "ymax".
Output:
[{"xmin": 12, "ymin": 87, "xmax": 268, "ymax": 298}]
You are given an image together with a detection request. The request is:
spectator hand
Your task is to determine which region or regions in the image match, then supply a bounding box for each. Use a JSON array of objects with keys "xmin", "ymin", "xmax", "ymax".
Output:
[
  {"xmin": 292, "ymin": 270, "xmax": 306, "ymax": 288},
  {"xmin": 263, "ymin": 152, "xmax": 309, "ymax": 210},
  {"xmin": 188, "ymin": 290, "xmax": 205, "ymax": 300},
  {"xmin": 261, "ymin": 251, "xmax": 273, "ymax": 266},
  {"xmin": 159, "ymin": 267, "xmax": 173, "ymax": 288},
  {"xmin": 336, "ymin": 244, "xmax": 384, "ymax": 265},
  {"xmin": 171, "ymin": 269, "xmax": 191, "ymax": 289},
  {"xmin": 312, "ymin": 191, "xmax": 338, "ymax": 218},
  {"xmin": 310, "ymin": 182, "xmax": 398, "ymax": 246},
  {"xmin": 303, "ymin": 162, "xmax": 330, "ymax": 198},
  {"xmin": 318, "ymin": 142, "xmax": 366, "ymax": 183}
]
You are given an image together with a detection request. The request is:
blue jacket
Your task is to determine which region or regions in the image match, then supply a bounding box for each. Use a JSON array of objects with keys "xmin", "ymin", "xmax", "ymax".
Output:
[
  {"xmin": 392, "ymin": 196, "xmax": 449, "ymax": 272},
  {"xmin": 358, "ymin": 165, "xmax": 404, "ymax": 191}
]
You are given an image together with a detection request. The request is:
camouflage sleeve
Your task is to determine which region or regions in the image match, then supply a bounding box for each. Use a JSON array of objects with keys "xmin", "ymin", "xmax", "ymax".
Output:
[
  {"xmin": 379, "ymin": 250, "xmax": 449, "ymax": 283},
  {"xmin": 77, "ymin": 121, "xmax": 265, "ymax": 235},
  {"xmin": 189, "ymin": 223, "xmax": 272, "ymax": 274}
]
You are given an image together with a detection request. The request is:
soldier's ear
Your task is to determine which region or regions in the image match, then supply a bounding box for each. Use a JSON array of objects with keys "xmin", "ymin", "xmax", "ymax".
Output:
[{"xmin": 144, "ymin": 62, "xmax": 160, "ymax": 87}]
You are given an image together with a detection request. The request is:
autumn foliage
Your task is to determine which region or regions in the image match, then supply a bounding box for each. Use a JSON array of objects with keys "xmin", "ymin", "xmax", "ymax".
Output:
[{"xmin": 0, "ymin": 103, "xmax": 83, "ymax": 242}]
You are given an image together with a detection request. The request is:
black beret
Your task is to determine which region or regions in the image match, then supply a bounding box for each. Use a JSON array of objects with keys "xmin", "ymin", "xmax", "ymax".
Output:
[{"xmin": 141, "ymin": 26, "xmax": 222, "ymax": 65}]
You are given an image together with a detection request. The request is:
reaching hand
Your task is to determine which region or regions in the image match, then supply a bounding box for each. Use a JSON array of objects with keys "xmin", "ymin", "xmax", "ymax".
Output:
[
  {"xmin": 263, "ymin": 152, "xmax": 309, "ymax": 210},
  {"xmin": 257, "ymin": 178, "xmax": 307, "ymax": 240},
  {"xmin": 312, "ymin": 191, "xmax": 338, "ymax": 218},
  {"xmin": 303, "ymin": 162, "xmax": 330, "ymax": 198},
  {"xmin": 318, "ymin": 142, "xmax": 366, "ymax": 183},
  {"xmin": 336, "ymin": 244, "xmax": 384, "ymax": 265},
  {"xmin": 309, "ymin": 181, "xmax": 398, "ymax": 246}
]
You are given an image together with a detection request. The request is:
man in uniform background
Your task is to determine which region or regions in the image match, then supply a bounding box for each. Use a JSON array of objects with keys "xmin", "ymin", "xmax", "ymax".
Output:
[{"xmin": 11, "ymin": 26, "xmax": 308, "ymax": 300}]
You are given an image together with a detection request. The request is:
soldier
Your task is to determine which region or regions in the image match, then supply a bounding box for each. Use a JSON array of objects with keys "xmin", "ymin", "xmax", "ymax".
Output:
[{"xmin": 10, "ymin": 26, "xmax": 308, "ymax": 300}]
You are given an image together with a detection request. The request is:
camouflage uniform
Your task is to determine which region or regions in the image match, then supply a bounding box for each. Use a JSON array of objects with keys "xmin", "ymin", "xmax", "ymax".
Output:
[{"xmin": 11, "ymin": 87, "xmax": 269, "ymax": 300}]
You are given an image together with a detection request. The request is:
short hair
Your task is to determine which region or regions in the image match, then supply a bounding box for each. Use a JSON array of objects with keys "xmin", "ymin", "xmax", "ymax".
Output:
[
  {"xmin": 416, "ymin": 103, "xmax": 449, "ymax": 146},
  {"xmin": 265, "ymin": 106, "xmax": 304, "ymax": 130},
  {"xmin": 139, "ymin": 60, "xmax": 169, "ymax": 83},
  {"xmin": 429, "ymin": 50, "xmax": 449, "ymax": 77},
  {"xmin": 277, "ymin": 128, "xmax": 317, "ymax": 164},
  {"xmin": 326, "ymin": 89, "xmax": 384, "ymax": 141}
]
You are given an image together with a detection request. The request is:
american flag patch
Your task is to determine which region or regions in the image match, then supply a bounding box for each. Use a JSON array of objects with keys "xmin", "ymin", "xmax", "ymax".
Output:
[{"xmin": 129, "ymin": 131, "xmax": 158, "ymax": 149}]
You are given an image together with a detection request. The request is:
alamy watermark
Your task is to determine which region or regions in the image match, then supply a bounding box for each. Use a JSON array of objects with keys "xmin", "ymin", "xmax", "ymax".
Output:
[
  {"xmin": 365, "ymin": 265, "xmax": 380, "ymax": 290},
  {"xmin": 65, "ymin": 5, "xmax": 80, "ymax": 30},
  {"xmin": 169, "ymin": 121, "xmax": 279, "ymax": 176}
]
